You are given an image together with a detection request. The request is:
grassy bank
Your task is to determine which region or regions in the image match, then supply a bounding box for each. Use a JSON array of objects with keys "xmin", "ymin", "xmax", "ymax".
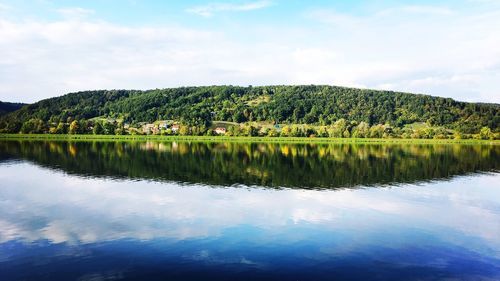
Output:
[{"xmin": 0, "ymin": 134, "xmax": 498, "ymax": 145}]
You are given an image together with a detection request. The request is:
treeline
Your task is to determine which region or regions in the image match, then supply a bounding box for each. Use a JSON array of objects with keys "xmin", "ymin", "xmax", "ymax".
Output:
[
  {"xmin": 15, "ymin": 119, "xmax": 127, "ymax": 135},
  {"xmin": 1, "ymin": 85, "xmax": 498, "ymax": 136},
  {"xmin": 7, "ymin": 118, "xmax": 497, "ymax": 140}
]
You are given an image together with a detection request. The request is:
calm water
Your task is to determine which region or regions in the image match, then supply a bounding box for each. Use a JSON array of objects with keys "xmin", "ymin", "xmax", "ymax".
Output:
[{"xmin": 0, "ymin": 141, "xmax": 499, "ymax": 281}]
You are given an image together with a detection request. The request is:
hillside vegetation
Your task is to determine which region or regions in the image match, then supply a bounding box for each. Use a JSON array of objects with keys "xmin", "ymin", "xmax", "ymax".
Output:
[
  {"xmin": 1, "ymin": 85, "xmax": 498, "ymax": 139},
  {"xmin": 0, "ymin": 101, "xmax": 27, "ymax": 117}
]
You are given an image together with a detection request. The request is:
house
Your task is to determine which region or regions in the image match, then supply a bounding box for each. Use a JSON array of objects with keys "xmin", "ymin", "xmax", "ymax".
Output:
[
  {"xmin": 142, "ymin": 124, "xmax": 160, "ymax": 135},
  {"xmin": 171, "ymin": 124, "xmax": 180, "ymax": 133},
  {"xmin": 142, "ymin": 124, "xmax": 155, "ymax": 134},
  {"xmin": 214, "ymin": 127, "xmax": 226, "ymax": 135},
  {"xmin": 158, "ymin": 121, "xmax": 169, "ymax": 130}
]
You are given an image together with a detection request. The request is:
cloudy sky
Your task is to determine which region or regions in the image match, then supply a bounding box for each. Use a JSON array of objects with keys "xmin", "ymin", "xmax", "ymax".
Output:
[{"xmin": 0, "ymin": 0, "xmax": 499, "ymax": 103}]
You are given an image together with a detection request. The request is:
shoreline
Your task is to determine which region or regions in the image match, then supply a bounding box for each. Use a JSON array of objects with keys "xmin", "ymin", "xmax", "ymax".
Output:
[{"xmin": 0, "ymin": 134, "xmax": 498, "ymax": 145}]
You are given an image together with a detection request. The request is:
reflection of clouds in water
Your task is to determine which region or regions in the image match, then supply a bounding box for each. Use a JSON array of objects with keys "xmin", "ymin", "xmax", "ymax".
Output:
[
  {"xmin": 186, "ymin": 249, "xmax": 265, "ymax": 269},
  {"xmin": 77, "ymin": 271, "xmax": 125, "ymax": 281},
  {"xmin": 0, "ymin": 163, "xmax": 499, "ymax": 254}
]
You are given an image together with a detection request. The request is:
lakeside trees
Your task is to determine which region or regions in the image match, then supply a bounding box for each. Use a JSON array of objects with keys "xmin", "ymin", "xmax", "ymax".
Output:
[
  {"xmin": 6, "ymin": 118, "xmax": 498, "ymax": 140},
  {"xmin": 0, "ymin": 85, "xmax": 498, "ymax": 138}
]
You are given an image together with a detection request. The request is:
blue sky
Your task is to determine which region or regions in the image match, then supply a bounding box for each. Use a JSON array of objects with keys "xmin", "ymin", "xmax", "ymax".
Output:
[{"xmin": 0, "ymin": 0, "xmax": 499, "ymax": 103}]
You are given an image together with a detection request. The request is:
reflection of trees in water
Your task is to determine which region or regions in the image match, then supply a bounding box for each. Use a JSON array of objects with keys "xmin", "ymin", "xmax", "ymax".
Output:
[{"xmin": 0, "ymin": 141, "xmax": 498, "ymax": 189}]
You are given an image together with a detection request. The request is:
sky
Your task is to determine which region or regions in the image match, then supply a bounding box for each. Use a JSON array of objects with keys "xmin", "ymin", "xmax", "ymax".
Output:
[{"xmin": 0, "ymin": 0, "xmax": 499, "ymax": 103}]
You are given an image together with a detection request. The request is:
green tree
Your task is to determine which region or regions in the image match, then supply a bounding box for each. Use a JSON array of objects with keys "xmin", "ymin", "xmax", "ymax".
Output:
[
  {"xmin": 179, "ymin": 126, "xmax": 190, "ymax": 136},
  {"xmin": 369, "ymin": 124, "xmax": 384, "ymax": 138},
  {"xmin": 280, "ymin": 126, "xmax": 291, "ymax": 137},
  {"xmin": 242, "ymin": 125, "xmax": 258, "ymax": 137},
  {"xmin": 290, "ymin": 126, "xmax": 303, "ymax": 137},
  {"xmin": 68, "ymin": 120, "xmax": 80, "ymax": 134},
  {"xmin": 21, "ymin": 119, "xmax": 45, "ymax": 134},
  {"xmin": 103, "ymin": 122, "xmax": 117, "ymax": 135},
  {"xmin": 55, "ymin": 122, "xmax": 68, "ymax": 134},
  {"xmin": 352, "ymin": 122, "xmax": 370, "ymax": 138},
  {"xmin": 267, "ymin": 128, "xmax": 279, "ymax": 137},
  {"xmin": 93, "ymin": 122, "xmax": 104, "ymax": 135},
  {"xmin": 479, "ymin": 127, "xmax": 493, "ymax": 140},
  {"xmin": 329, "ymin": 119, "xmax": 347, "ymax": 138}
]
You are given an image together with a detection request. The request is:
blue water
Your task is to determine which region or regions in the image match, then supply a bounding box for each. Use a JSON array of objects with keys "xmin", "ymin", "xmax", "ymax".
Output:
[{"xmin": 1, "ymin": 160, "xmax": 500, "ymax": 280}]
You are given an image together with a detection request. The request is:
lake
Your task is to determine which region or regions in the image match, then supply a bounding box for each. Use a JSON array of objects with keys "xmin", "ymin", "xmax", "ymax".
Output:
[{"xmin": 0, "ymin": 140, "xmax": 499, "ymax": 281}]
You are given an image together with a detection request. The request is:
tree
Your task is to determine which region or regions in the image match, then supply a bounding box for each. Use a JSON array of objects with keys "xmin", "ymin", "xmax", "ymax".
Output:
[
  {"xmin": 93, "ymin": 122, "xmax": 104, "ymax": 135},
  {"xmin": 352, "ymin": 122, "xmax": 370, "ymax": 138},
  {"xmin": 290, "ymin": 126, "xmax": 303, "ymax": 137},
  {"xmin": 317, "ymin": 127, "xmax": 328, "ymax": 137},
  {"xmin": 280, "ymin": 126, "xmax": 291, "ymax": 137},
  {"xmin": 329, "ymin": 119, "xmax": 347, "ymax": 138},
  {"xmin": 79, "ymin": 120, "xmax": 90, "ymax": 134},
  {"xmin": 342, "ymin": 129, "xmax": 351, "ymax": 138},
  {"xmin": 103, "ymin": 122, "xmax": 117, "ymax": 135},
  {"xmin": 267, "ymin": 128, "xmax": 279, "ymax": 137},
  {"xmin": 479, "ymin": 127, "xmax": 493, "ymax": 140},
  {"xmin": 68, "ymin": 120, "xmax": 80, "ymax": 134},
  {"xmin": 227, "ymin": 126, "xmax": 241, "ymax": 136},
  {"xmin": 55, "ymin": 122, "xmax": 68, "ymax": 134},
  {"xmin": 21, "ymin": 119, "xmax": 45, "ymax": 134},
  {"xmin": 232, "ymin": 111, "xmax": 246, "ymax": 123},
  {"xmin": 4, "ymin": 121, "xmax": 21, "ymax": 133},
  {"xmin": 433, "ymin": 127, "xmax": 449, "ymax": 139},
  {"xmin": 20, "ymin": 120, "xmax": 35, "ymax": 134},
  {"xmin": 242, "ymin": 125, "xmax": 258, "ymax": 137},
  {"xmin": 369, "ymin": 124, "xmax": 384, "ymax": 138},
  {"xmin": 179, "ymin": 126, "xmax": 190, "ymax": 136}
]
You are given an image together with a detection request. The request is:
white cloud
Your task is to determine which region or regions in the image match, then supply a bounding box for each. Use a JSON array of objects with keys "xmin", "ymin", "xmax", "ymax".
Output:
[
  {"xmin": 0, "ymin": 3, "xmax": 499, "ymax": 103},
  {"xmin": 377, "ymin": 5, "xmax": 454, "ymax": 16},
  {"xmin": 400, "ymin": 5, "xmax": 453, "ymax": 15},
  {"xmin": 56, "ymin": 7, "xmax": 95, "ymax": 19},
  {"xmin": 0, "ymin": 3, "xmax": 10, "ymax": 12},
  {"xmin": 186, "ymin": 0, "xmax": 272, "ymax": 17},
  {"xmin": 304, "ymin": 5, "xmax": 500, "ymax": 102},
  {"xmin": 1, "ymin": 162, "xmax": 500, "ymax": 253},
  {"xmin": 307, "ymin": 10, "xmax": 359, "ymax": 27}
]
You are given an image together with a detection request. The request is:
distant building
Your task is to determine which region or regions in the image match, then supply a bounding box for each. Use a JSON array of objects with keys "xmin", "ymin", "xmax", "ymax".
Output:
[
  {"xmin": 214, "ymin": 127, "xmax": 226, "ymax": 135},
  {"xmin": 158, "ymin": 122, "xmax": 168, "ymax": 130},
  {"xmin": 142, "ymin": 124, "xmax": 153, "ymax": 134},
  {"xmin": 142, "ymin": 124, "xmax": 159, "ymax": 134},
  {"xmin": 171, "ymin": 124, "xmax": 180, "ymax": 132}
]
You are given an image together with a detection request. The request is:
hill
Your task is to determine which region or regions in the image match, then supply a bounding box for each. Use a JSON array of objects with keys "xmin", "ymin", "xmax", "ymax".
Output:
[
  {"xmin": 0, "ymin": 85, "xmax": 498, "ymax": 138},
  {"xmin": 0, "ymin": 101, "xmax": 27, "ymax": 117}
]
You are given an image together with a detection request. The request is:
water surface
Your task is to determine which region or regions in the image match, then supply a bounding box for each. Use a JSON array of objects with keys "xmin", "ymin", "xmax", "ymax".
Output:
[{"xmin": 0, "ymin": 141, "xmax": 499, "ymax": 280}]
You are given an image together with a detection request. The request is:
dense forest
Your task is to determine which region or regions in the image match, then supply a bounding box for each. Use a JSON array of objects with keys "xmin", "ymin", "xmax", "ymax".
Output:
[
  {"xmin": 0, "ymin": 85, "xmax": 498, "ymax": 139},
  {"xmin": 0, "ymin": 101, "xmax": 27, "ymax": 117}
]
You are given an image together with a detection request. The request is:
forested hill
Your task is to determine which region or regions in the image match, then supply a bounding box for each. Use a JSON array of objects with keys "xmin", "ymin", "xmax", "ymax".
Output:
[
  {"xmin": 0, "ymin": 85, "xmax": 498, "ymax": 135},
  {"xmin": 0, "ymin": 102, "xmax": 27, "ymax": 117}
]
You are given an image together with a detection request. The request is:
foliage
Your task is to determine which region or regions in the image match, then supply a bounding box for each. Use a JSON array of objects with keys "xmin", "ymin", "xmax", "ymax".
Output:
[
  {"xmin": 0, "ymin": 101, "xmax": 27, "ymax": 116},
  {"xmin": 0, "ymin": 86, "xmax": 498, "ymax": 138}
]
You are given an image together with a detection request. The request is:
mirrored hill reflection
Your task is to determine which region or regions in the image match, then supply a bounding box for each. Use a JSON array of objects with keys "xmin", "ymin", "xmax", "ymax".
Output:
[{"xmin": 0, "ymin": 140, "xmax": 498, "ymax": 189}]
